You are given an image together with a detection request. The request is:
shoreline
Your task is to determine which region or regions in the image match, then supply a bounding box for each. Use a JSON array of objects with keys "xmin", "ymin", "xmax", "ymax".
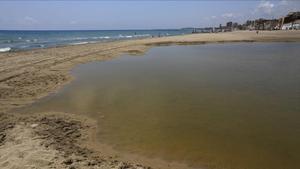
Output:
[
  {"xmin": 1, "ymin": 30, "xmax": 300, "ymax": 112},
  {"xmin": 1, "ymin": 30, "xmax": 300, "ymax": 169}
]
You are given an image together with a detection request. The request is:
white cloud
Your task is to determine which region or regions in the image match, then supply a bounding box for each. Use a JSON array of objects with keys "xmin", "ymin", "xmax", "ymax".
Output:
[
  {"xmin": 257, "ymin": 1, "xmax": 275, "ymax": 14},
  {"xmin": 23, "ymin": 16, "xmax": 38, "ymax": 24},
  {"xmin": 250, "ymin": 0, "xmax": 299, "ymax": 20},
  {"xmin": 221, "ymin": 13, "xmax": 234, "ymax": 18},
  {"xmin": 203, "ymin": 15, "xmax": 217, "ymax": 21}
]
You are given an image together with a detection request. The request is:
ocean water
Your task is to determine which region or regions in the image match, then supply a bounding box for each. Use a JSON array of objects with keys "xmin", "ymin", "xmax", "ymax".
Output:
[
  {"xmin": 19, "ymin": 43, "xmax": 300, "ymax": 169},
  {"xmin": 0, "ymin": 29, "xmax": 191, "ymax": 52}
]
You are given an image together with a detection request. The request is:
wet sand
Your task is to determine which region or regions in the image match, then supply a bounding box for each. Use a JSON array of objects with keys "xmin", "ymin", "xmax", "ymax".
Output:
[
  {"xmin": 0, "ymin": 112, "xmax": 154, "ymax": 169},
  {"xmin": 1, "ymin": 30, "xmax": 300, "ymax": 169}
]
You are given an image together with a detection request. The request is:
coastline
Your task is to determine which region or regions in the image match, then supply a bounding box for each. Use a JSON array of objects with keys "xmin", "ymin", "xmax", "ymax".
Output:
[
  {"xmin": 1, "ymin": 30, "xmax": 300, "ymax": 113},
  {"xmin": 1, "ymin": 30, "xmax": 300, "ymax": 169}
]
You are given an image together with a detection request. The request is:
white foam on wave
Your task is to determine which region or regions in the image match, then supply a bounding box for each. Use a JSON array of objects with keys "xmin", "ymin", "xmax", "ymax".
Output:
[
  {"xmin": 92, "ymin": 36, "xmax": 111, "ymax": 40},
  {"xmin": 118, "ymin": 35, "xmax": 133, "ymax": 38},
  {"xmin": 20, "ymin": 45, "xmax": 29, "ymax": 49},
  {"xmin": 75, "ymin": 37, "xmax": 89, "ymax": 40},
  {"xmin": 0, "ymin": 47, "xmax": 11, "ymax": 52},
  {"xmin": 133, "ymin": 34, "xmax": 151, "ymax": 37},
  {"xmin": 25, "ymin": 39, "xmax": 38, "ymax": 42},
  {"xmin": 119, "ymin": 34, "xmax": 150, "ymax": 39},
  {"xmin": 70, "ymin": 42, "xmax": 89, "ymax": 45},
  {"xmin": 92, "ymin": 36, "xmax": 111, "ymax": 39}
]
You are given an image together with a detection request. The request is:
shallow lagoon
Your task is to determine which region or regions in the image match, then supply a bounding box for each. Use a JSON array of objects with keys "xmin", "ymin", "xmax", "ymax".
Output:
[{"xmin": 22, "ymin": 43, "xmax": 300, "ymax": 169}]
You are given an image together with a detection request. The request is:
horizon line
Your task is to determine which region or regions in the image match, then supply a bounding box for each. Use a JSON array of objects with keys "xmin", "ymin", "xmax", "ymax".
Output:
[{"xmin": 0, "ymin": 28, "xmax": 194, "ymax": 31}]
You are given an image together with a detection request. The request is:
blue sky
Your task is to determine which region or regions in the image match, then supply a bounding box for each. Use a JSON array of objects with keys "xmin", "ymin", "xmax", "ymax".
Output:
[{"xmin": 0, "ymin": 0, "xmax": 299, "ymax": 30}]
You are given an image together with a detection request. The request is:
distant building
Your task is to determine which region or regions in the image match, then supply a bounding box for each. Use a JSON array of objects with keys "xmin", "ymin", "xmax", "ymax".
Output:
[
  {"xmin": 225, "ymin": 22, "xmax": 240, "ymax": 31},
  {"xmin": 282, "ymin": 19, "xmax": 300, "ymax": 30},
  {"xmin": 216, "ymin": 23, "xmax": 232, "ymax": 32},
  {"xmin": 252, "ymin": 19, "xmax": 279, "ymax": 30},
  {"xmin": 244, "ymin": 20, "xmax": 256, "ymax": 30},
  {"xmin": 226, "ymin": 22, "xmax": 233, "ymax": 29},
  {"xmin": 233, "ymin": 22, "xmax": 238, "ymax": 27},
  {"xmin": 264, "ymin": 19, "xmax": 280, "ymax": 30},
  {"xmin": 195, "ymin": 11, "xmax": 300, "ymax": 33},
  {"xmin": 280, "ymin": 12, "xmax": 300, "ymax": 30},
  {"xmin": 196, "ymin": 27, "xmax": 214, "ymax": 33}
]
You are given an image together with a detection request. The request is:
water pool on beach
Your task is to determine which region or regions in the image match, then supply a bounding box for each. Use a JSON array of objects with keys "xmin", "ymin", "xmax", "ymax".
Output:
[{"xmin": 21, "ymin": 43, "xmax": 300, "ymax": 169}]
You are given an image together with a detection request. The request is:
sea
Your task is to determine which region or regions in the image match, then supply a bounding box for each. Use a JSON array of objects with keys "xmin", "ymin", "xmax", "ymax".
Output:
[{"xmin": 0, "ymin": 29, "xmax": 192, "ymax": 52}]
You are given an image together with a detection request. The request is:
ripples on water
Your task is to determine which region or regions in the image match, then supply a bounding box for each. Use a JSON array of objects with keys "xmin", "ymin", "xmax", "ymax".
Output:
[{"xmin": 20, "ymin": 43, "xmax": 300, "ymax": 169}]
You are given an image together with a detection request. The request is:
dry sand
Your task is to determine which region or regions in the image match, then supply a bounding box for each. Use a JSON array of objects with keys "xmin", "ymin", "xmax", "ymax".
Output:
[{"xmin": 1, "ymin": 30, "xmax": 300, "ymax": 169}]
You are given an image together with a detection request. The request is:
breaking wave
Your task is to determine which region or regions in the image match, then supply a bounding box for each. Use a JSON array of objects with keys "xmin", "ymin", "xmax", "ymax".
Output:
[
  {"xmin": 70, "ymin": 42, "xmax": 89, "ymax": 45},
  {"xmin": 0, "ymin": 47, "xmax": 11, "ymax": 52}
]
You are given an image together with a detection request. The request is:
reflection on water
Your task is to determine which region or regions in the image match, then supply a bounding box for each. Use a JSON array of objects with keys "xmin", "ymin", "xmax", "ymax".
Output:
[{"xmin": 21, "ymin": 43, "xmax": 300, "ymax": 169}]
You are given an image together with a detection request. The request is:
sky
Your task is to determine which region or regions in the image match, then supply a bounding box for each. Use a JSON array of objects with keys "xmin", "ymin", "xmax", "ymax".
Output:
[{"xmin": 0, "ymin": 0, "xmax": 299, "ymax": 30}]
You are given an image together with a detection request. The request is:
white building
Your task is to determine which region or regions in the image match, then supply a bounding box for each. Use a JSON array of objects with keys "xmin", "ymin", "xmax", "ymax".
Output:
[{"xmin": 282, "ymin": 19, "xmax": 300, "ymax": 30}]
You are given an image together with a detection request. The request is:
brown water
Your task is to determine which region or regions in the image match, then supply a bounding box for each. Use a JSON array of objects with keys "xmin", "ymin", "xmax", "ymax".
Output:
[{"xmin": 20, "ymin": 43, "xmax": 300, "ymax": 169}]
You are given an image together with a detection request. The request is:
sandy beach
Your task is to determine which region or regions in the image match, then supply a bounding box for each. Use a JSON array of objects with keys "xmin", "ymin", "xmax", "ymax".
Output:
[{"xmin": 1, "ymin": 30, "xmax": 300, "ymax": 169}]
